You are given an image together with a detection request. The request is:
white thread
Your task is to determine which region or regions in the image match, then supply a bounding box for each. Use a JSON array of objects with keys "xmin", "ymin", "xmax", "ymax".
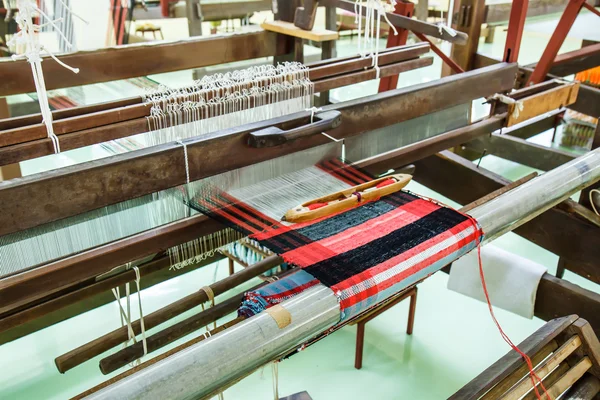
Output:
[
  {"xmin": 9, "ymin": 0, "xmax": 80, "ymax": 154},
  {"xmin": 490, "ymin": 93, "xmax": 525, "ymax": 119},
  {"xmin": 272, "ymin": 362, "xmax": 279, "ymax": 400},
  {"xmin": 590, "ymin": 189, "xmax": 599, "ymax": 216},
  {"xmin": 176, "ymin": 140, "xmax": 191, "ymax": 185},
  {"xmin": 305, "ymin": 106, "xmax": 323, "ymax": 124},
  {"xmin": 132, "ymin": 266, "xmax": 148, "ymax": 360}
]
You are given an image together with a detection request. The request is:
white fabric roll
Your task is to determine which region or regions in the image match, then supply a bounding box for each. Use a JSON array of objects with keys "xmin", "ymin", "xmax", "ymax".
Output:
[{"xmin": 447, "ymin": 244, "xmax": 547, "ymax": 319}]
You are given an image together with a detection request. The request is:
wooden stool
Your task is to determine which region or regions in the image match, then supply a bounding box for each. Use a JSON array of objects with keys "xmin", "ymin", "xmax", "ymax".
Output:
[
  {"xmin": 351, "ymin": 286, "xmax": 418, "ymax": 370},
  {"xmin": 135, "ymin": 23, "xmax": 164, "ymax": 40}
]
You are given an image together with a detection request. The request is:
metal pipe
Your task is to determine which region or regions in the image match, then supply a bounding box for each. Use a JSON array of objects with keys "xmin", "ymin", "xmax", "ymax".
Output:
[
  {"xmin": 85, "ymin": 148, "xmax": 600, "ymax": 400},
  {"xmin": 85, "ymin": 285, "xmax": 340, "ymax": 400},
  {"xmin": 470, "ymin": 147, "xmax": 600, "ymax": 244}
]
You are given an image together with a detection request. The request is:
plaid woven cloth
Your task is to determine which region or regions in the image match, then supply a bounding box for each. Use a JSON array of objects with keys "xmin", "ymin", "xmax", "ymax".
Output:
[{"xmin": 191, "ymin": 160, "xmax": 482, "ymax": 322}]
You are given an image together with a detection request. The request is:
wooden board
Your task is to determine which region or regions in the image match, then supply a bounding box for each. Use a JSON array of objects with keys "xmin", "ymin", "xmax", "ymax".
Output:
[
  {"xmin": 0, "ymin": 31, "xmax": 283, "ymax": 96},
  {"xmin": 261, "ymin": 20, "xmax": 339, "ymax": 42},
  {"xmin": 0, "ymin": 63, "xmax": 518, "ymax": 238},
  {"xmin": 506, "ymin": 82, "xmax": 580, "ymax": 127}
]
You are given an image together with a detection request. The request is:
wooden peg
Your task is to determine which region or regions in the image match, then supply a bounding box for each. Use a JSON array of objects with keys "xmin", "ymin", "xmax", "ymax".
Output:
[{"xmin": 294, "ymin": 0, "xmax": 319, "ymax": 30}]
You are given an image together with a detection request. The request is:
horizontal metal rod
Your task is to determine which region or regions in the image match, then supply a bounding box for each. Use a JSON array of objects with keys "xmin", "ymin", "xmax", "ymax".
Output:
[{"xmin": 84, "ymin": 148, "xmax": 600, "ymax": 400}]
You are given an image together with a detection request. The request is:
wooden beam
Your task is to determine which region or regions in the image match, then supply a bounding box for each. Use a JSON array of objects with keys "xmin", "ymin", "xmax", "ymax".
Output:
[
  {"xmin": 261, "ymin": 20, "xmax": 339, "ymax": 42},
  {"xmin": 0, "ymin": 63, "xmax": 518, "ymax": 237},
  {"xmin": 412, "ymin": 151, "xmax": 600, "ymax": 284},
  {"xmin": 536, "ymin": 274, "xmax": 600, "ymax": 340},
  {"xmin": 0, "ymin": 31, "xmax": 283, "ymax": 96},
  {"xmin": 444, "ymin": 0, "xmax": 487, "ymax": 72},
  {"xmin": 0, "ymin": 215, "xmax": 227, "ymax": 318},
  {"xmin": 0, "ymin": 253, "xmax": 223, "ymax": 346},
  {"xmin": 548, "ymin": 43, "xmax": 600, "ymax": 77},
  {"xmin": 464, "ymin": 132, "xmax": 576, "ymax": 171}
]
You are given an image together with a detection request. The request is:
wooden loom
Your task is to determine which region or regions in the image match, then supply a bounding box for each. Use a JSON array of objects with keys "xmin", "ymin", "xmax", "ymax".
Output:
[{"xmin": 0, "ymin": 0, "xmax": 599, "ymax": 398}]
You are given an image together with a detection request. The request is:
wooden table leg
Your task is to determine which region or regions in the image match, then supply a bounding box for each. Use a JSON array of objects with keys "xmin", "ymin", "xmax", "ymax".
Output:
[
  {"xmin": 228, "ymin": 258, "xmax": 234, "ymax": 275},
  {"xmin": 407, "ymin": 287, "xmax": 418, "ymax": 335},
  {"xmin": 355, "ymin": 321, "xmax": 365, "ymax": 370}
]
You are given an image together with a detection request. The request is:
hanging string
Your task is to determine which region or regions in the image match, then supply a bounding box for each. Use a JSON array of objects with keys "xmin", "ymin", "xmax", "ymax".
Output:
[
  {"xmin": 132, "ymin": 266, "xmax": 148, "ymax": 362},
  {"xmin": 590, "ymin": 189, "xmax": 599, "ymax": 216},
  {"xmin": 9, "ymin": 0, "xmax": 81, "ymax": 154},
  {"xmin": 271, "ymin": 361, "xmax": 279, "ymax": 400},
  {"xmin": 459, "ymin": 212, "xmax": 551, "ymax": 400}
]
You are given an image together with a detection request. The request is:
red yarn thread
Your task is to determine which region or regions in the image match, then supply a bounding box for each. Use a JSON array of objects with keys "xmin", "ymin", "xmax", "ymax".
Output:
[
  {"xmin": 307, "ymin": 203, "xmax": 328, "ymax": 210},
  {"xmin": 475, "ymin": 243, "xmax": 551, "ymax": 400},
  {"xmin": 376, "ymin": 178, "xmax": 396, "ymax": 188}
]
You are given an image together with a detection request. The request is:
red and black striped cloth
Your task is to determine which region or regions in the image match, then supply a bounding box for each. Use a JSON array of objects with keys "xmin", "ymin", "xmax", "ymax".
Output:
[{"xmin": 191, "ymin": 159, "xmax": 482, "ymax": 321}]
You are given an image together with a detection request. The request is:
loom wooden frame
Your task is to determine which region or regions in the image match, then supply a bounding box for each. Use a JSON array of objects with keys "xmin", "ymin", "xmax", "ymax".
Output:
[
  {"xmin": 1, "ymin": 2, "xmax": 600, "ymax": 388},
  {"xmin": 0, "ymin": 63, "xmax": 518, "ymax": 320},
  {"xmin": 0, "ymin": 44, "xmax": 434, "ymax": 164}
]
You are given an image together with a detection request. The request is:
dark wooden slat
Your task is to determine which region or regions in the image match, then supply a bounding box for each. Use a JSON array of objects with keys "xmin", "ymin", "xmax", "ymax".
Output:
[
  {"xmin": 0, "ymin": 55, "xmax": 434, "ymax": 165},
  {"xmin": 412, "ymin": 151, "xmax": 600, "ymax": 283},
  {"xmin": 0, "ymin": 44, "xmax": 432, "ymax": 149},
  {"xmin": 562, "ymin": 374, "xmax": 600, "ymax": 399},
  {"xmin": 0, "ymin": 253, "xmax": 223, "ymax": 346},
  {"xmin": 0, "ymin": 31, "xmax": 283, "ymax": 97},
  {"xmin": 536, "ymin": 274, "xmax": 600, "ymax": 340},
  {"xmin": 0, "ymin": 63, "xmax": 518, "ymax": 237},
  {"xmin": 484, "ymin": 0, "xmax": 571, "ymax": 24},
  {"xmin": 504, "ymin": 109, "xmax": 564, "ymax": 140},
  {"xmin": 549, "ymin": 43, "xmax": 600, "ymax": 77},
  {"xmin": 0, "ymin": 215, "xmax": 226, "ymax": 317},
  {"xmin": 0, "ymin": 97, "xmax": 142, "ymax": 131},
  {"xmin": 523, "ymin": 43, "xmax": 600, "ymax": 78},
  {"xmin": 464, "ymin": 132, "xmax": 576, "ymax": 171},
  {"xmin": 449, "ymin": 315, "xmax": 579, "ymax": 399},
  {"xmin": 55, "ymin": 255, "xmax": 283, "ymax": 373}
]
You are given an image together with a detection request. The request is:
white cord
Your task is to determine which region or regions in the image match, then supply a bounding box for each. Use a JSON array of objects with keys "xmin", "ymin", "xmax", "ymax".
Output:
[
  {"xmin": 590, "ymin": 189, "xmax": 600, "ymax": 216},
  {"xmin": 9, "ymin": 0, "xmax": 80, "ymax": 154},
  {"xmin": 176, "ymin": 139, "xmax": 191, "ymax": 185},
  {"xmin": 272, "ymin": 362, "xmax": 279, "ymax": 400},
  {"xmin": 132, "ymin": 266, "xmax": 148, "ymax": 360},
  {"xmin": 490, "ymin": 93, "xmax": 525, "ymax": 120},
  {"xmin": 305, "ymin": 106, "xmax": 323, "ymax": 123}
]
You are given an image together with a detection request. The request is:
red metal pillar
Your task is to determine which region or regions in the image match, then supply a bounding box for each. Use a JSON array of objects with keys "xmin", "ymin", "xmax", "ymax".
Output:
[
  {"xmin": 378, "ymin": 1, "xmax": 415, "ymax": 92},
  {"xmin": 527, "ymin": 0, "xmax": 586, "ymax": 85},
  {"xmin": 503, "ymin": 0, "xmax": 529, "ymax": 63}
]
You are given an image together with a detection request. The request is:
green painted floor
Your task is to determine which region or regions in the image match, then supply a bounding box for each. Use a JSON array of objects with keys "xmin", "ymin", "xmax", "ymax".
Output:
[{"xmin": 2, "ymin": 13, "xmax": 600, "ymax": 400}]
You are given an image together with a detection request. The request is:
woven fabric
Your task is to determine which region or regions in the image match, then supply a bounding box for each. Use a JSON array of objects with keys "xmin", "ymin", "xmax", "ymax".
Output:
[{"xmin": 191, "ymin": 160, "xmax": 482, "ymax": 322}]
